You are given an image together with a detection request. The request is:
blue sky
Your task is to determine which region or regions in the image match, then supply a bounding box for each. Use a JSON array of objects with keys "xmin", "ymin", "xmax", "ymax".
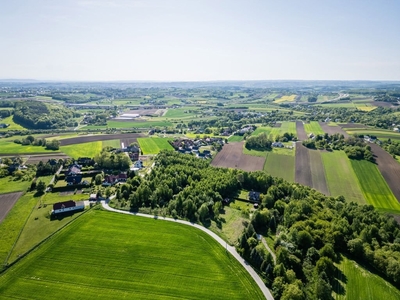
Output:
[{"xmin": 1, "ymin": 0, "xmax": 399, "ymax": 81}]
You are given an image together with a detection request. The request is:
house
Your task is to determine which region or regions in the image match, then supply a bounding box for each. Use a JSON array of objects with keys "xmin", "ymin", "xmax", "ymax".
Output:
[
  {"xmin": 8, "ymin": 164, "xmax": 20, "ymax": 173},
  {"xmin": 77, "ymin": 157, "xmax": 94, "ymax": 167},
  {"xmin": 65, "ymin": 164, "xmax": 82, "ymax": 176},
  {"xmin": 52, "ymin": 200, "xmax": 85, "ymax": 215},
  {"xmin": 133, "ymin": 160, "xmax": 143, "ymax": 169},
  {"xmin": 0, "ymin": 123, "xmax": 9, "ymax": 129},
  {"xmin": 66, "ymin": 175, "xmax": 83, "ymax": 185},
  {"xmin": 89, "ymin": 194, "xmax": 97, "ymax": 201},
  {"xmin": 103, "ymin": 173, "xmax": 128, "ymax": 186},
  {"xmin": 248, "ymin": 191, "xmax": 261, "ymax": 202},
  {"xmin": 272, "ymin": 142, "xmax": 284, "ymax": 148}
]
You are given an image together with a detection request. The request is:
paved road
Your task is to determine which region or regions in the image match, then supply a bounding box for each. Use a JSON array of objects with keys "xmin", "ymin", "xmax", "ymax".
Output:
[{"xmin": 101, "ymin": 201, "xmax": 274, "ymax": 300}]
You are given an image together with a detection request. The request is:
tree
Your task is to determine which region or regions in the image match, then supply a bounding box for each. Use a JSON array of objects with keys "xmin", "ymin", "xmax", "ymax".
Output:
[
  {"xmin": 36, "ymin": 180, "xmax": 46, "ymax": 193},
  {"xmin": 95, "ymin": 174, "xmax": 103, "ymax": 185}
]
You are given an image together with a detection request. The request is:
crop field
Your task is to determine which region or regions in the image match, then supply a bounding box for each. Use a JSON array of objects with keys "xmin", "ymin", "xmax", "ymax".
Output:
[
  {"xmin": 212, "ymin": 142, "xmax": 265, "ymax": 171},
  {"xmin": 273, "ymin": 95, "xmax": 297, "ymax": 103},
  {"xmin": 84, "ymin": 120, "xmax": 173, "ymax": 129},
  {"xmin": 137, "ymin": 137, "xmax": 173, "ymax": 154},
  {"xmin": 102, "ymin": 139, "xmax": 121, "ymax": 148},
  {"xmin": 321, "ymin": 151, "xmax": 365, "ymax": 204},
  {"xmin": 346, "ymin": 128, "xmax": 400, "ymax": 141},
  {"xmin": 308, "ymin": 150, "xmax": 329, "ymax": 195},
  {"xmin": 264, "ymin": 151, "xmax": 295, "ymax": 182},
  {"xmin": 351, "ymin": 160, "xmax": 400, "ymax": 213},
  {"xmin": 0, "ymin": 116, "xmax": 27, "ymax": 131},
  {"xmin": 356, "ymin": 104, "xmax": 377, "ymax": 111},
  {"xmin": 334, "ymin": 256, "xmax": 400, "ymax": 300},
  {"xmin": 0, "ymin": 139, "xmax": 56, "ymax": 154},
  {"xmin": 319, "ymin": 102, "xmax": 357, "ymax": 108},
  {"xmin": 227, "ymin": 135, "xmax": 244, "ymax": 142},
  {"xmin": 268, "ymin": 122, "xmax": 297, "ymax": 139},
  {"xmin": 0, "ymin": 210, "xmax": 265, "ymax": 299},
  {"xmin": 60, "ymin": 141, "xmax": 103, "ymax": 159},
  {"xmin": 295, "ymin": 143, "xmax": 312, "ymax": 187},
  {"xmin": 320, "ymin": 122, "xmax": 349, "ymax": 137},
  {"xmin": 296, "ymin": 121, "xmax": 308, "ymax": 140},
  {"xmin": 0, "ymin": 192, "xmax": 38, "ymax": 265},
  {"xmin": 304, "ymin": 121, "xmax": 325, "ymax": 135},
  {"xmin": 252, "ymin": 126, "xmax": 271, "ymax": 136}
]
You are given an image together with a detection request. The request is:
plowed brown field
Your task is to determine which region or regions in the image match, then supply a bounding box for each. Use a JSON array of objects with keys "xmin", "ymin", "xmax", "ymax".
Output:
[
  {"xmin": 0, "ymin": 192, "xmax": 23, "ymax": 223},
  {"xmin": 59, "ymin": 133, "xmax": 143, "ymax": 146},
  {"xmin": 295, "ymin": 142, "xmax": 313, "ymax": 188},
  {"xmin": 211, "ymin": 142, "xmax": 266, "ymax": 172},
  {"xmin": 296, "ymin": 121, "xmax": 308, "ymax": 141}
]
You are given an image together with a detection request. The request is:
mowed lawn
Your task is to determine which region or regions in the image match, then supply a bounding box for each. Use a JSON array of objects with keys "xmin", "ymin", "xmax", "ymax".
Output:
[
  {"xmin": 263, "ymin": 150, "xmax": 295, "ymax": 182},
  {"xmin": 321, "ymin": 151, "xmax": 366, "ymax": 204},
  {"xmin": 351, "ymin": 160, "xmax": 400, "ymax": 213},
  {"xmin": 60, "ymin": 141, "xmax": 103, "ymax": 159},
  {"xmin": 334, "ymin": 256, "xmax": 400, "ymax": 300},
  {"xmin": 0, "ymin": 210, "xmax": 265, "ymax": 300},
  {"xmin": 137, "ymin": 137, "xmax": 173, "ymax": 154},
  {"xmin": 304, "ymin": 121, "xmax": 325, "ymax": 135}
]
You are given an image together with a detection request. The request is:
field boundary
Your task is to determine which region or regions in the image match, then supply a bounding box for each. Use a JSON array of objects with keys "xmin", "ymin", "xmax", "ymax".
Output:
[{"xmin": 101, "ymin": 201, "xmax": 274, "ymax": 300}]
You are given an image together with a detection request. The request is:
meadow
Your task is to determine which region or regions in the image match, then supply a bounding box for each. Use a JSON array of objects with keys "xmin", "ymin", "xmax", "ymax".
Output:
[
  {"xmin": 227, "ymin": 135, "xmax": 244, "ymax": 142},
  {"xmin": 345, "ymin": 128, "xmax": 400, "ymax": 141},
  {"xmin": 351, "ymin": 160, "xmax": 400, "ymax": 213},
  {"xmin": 321, "ymin": 151, "xmax": 366, "ymax": 204},
  {"xmin": 252, "ymin": 126, "xmax": 271, "ymax": 136},
  {"xmin": 273, "ymin": 95, "xmax": 296, "ymax": 103},
  {"xmin": 0, "ymin": 116, "xmax": 27, "ymax": 131},
  {"xmin": 0, "ymin": 176, "xmax": 33, "ymax": 194},
  {"xmin": 334, "ymin": 256, "xmax": 400, "ymax": 300},
  {"xmin": 0, "ymin": 139, "xmax": 56, "ymax": 154},
  {"xmin": 164, "ymin": 108, "xmax": 200, "ymax": 118},
  {"xmin": 0, "ymin": 210, "xmax": 265, "ymax": 300},
  {"xmin": 60, "ymin": 141, "xmax": 103, "ymax": 158},
  {"xmin": 304, "ymin": 121, "xmax": 325, "ymax": 135},
  {"xmin": 137, "ymin": 137, "xmax": 173, "ymax": 154}
]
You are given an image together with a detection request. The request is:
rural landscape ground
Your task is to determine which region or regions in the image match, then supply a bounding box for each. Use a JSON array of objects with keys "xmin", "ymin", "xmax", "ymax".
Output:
[{"xmin": 1, "ymin": 81, "xmax": 400, "ymax": 299}]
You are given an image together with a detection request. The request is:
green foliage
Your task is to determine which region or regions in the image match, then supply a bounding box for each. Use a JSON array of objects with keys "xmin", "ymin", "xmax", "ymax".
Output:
[
  {"xmin": 245, "ymin": 133, "xmax": 272, "ymax": 150},
  {"xmin": 94, "ymin": 148, "xmax": 131, "ymax": 170}
]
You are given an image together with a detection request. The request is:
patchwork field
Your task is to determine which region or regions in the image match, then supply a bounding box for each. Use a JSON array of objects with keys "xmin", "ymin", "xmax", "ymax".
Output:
[
  {"xmin": 321, "ymin": 151, "xmax": 365, "ymax": 204},
  {"xmin": 212, "ymin": 142, "xmax": 265, "ymax": 172},
  {"xmin": 137, "ymin": 137, "xmax": 173, "ymax": 154},
  {"xmin": 0, "ymin": 210, "xmax": 265, "ymax": 300},
  {"xmin": 334, "ymin": 256, "xmax": 400, "ymax": 300},
  {"xmin": 351, "ymin": 160, "xmax": 400, "ymax": 213},
  {"xmin": 264, "ymin": 151, "xmax": 295, "ymax": 182},
  {"xmin": 304, "ymin": 121, "xmax": 325, "ymax": 135}
]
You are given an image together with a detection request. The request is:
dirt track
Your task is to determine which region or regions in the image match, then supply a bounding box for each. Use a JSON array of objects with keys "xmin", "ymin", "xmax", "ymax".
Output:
[
  {"xmin": 211, "ymin": 142, "xmax": 266, "ymax": 172},
  {"xmin": 295, "ymin": 142, "xmax": 313, "ymax": 188},
  {"xmin": 369, "ymin": 143, "xmax": 400, "ymax": 202},
  {"xmin": 296, "ymin": 121, "xmax": 308, "ymax": 141},
  {"xmin": 319, "ymin": 123, "xmax": 349, "ymax": 137},
  {"xmin": 59, "ymin": 133, "xmax": 144, "ymax": 146},
  {"xmin": 0, "ymin": 192, "xmax": 24, "ymax": 223}
]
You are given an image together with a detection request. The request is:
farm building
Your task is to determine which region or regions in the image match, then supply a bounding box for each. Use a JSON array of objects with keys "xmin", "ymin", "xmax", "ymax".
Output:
[{"xmin": 51, "ymin": 200, "xmax": 85, "ymax": 215}]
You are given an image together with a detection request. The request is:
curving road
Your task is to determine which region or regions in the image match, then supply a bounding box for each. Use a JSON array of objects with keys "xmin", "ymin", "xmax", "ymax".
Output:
[{"xmin": 101, "ymin": 201, "xmax": 274, "ymax": 300}]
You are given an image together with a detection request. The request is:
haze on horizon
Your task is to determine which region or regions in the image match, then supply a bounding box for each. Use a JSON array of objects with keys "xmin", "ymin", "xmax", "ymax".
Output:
[{"xmin": 1, "ymin": 0, "xmax": 399, "ymax": 82}]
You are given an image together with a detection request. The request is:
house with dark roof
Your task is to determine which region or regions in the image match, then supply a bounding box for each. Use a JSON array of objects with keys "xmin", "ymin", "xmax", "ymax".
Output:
[
  {"xmin": 65, "ymin": 164, "xmax": 82, "ymax": 176},
  {"xmin": 248, "ymin": 191, "xmax": 261, "ymax": 202},
  {"xmin": 52, "ymin": 200, "xmax": 85, "ymax": 215},
  {"xmin": 103, "ymin": 173, "xmax": 128, "ymax": 186},
  {"xmin": 66, "ymin": 175, "xmax": 83, "ymax": 185}
]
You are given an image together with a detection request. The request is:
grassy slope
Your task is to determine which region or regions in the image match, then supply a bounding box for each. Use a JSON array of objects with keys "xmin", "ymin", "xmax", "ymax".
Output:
[
  {"xmin": 350, "ymin": 160, "xmax": 400, "ymax": 213},
  {"xmin": 0, "ymin": 177, "xmax": 32, "ymax": 194},
  {"xmin": 264, "ymin": 150, "xmax": 295, "ymax": 182},
  {"xmin": 137, "ymin": 137, "xmax": 173, "ymax": 154},
  {"xmin": 304, "ymin": 121, "xmax": 325, "ymax": 135},
  {"xmin": 0, "ymin": 116, "xmax": 27, "ymax": 131},
  {"xmin": 334, "ymin": 256, "xmax": 400, "ymax": 300},
  {"xmin": 60, "ymin": 141, "xmax": 103, "ymax": 159},
  {"xmin": 0, "ymin": 210, "xmax": 265, "ymax": 300},
  {"xmin": 321, "ymin": 151, "xmax": 366, "ymax": 204}
]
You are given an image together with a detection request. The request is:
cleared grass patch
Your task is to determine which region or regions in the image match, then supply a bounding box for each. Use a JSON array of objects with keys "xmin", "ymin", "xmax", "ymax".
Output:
[
  {"xmin": 137, "ymin": 137, "xmax": 173, "ymax": 154},
  {"xmin": 321, "ymin": 151, "xmax": 366, "ymax": 204},
  {"xmin": 350, "ymin": 160, "xmax": 400, "ymax": 213},
  {"xmin": 0, "ymin": 210, "xmax": 265, "ymax": 300},
  {"xmin": 228, "ymin": 135, "xmax": 244, "ymax": 142},
  {"xmin": 334, "ymin": 256, "xmax": 400, "ymax": 300},
  {"xmin": 60, "ymin": 141, "xmax": 103, "ymax": 159},
  {"xmin": 264, "ymin": 152, "xmax": 295, "ymax": 182},
  {"xmin": 304, "ymin": 121, "xmax": 325, "ymax": 135}
]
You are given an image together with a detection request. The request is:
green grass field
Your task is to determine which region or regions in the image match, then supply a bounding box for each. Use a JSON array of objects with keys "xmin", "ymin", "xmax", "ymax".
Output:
[
  {"xmin": 102, "ymin": 139, "xmax": 121, "ymax": 148},
  {"xmin": 0, "ymin": 177, "xmax": 32, "ymax": 194},
  {"xmin": 334, "ymin": 256, "xmax": 400, "ymax": 300},
  {"xmin": 0, "ymin": 210, "xmax": 265, "ymax": 299},
  {"xmin": 0, "ymin": 193, "xmax": 38, "ymax": 265},
  {"xmin": 0, "ymin": 139, "xmax": 56, "ymax": 154},
  {"xmin": 350, "ymin": 160, "xmax": 400, "ymax": 213},
  {"xmin": 268, "ymin": 122, "xmax": 297, "ymax": 139},
  {"xmin": 137, "ymin": 137, "xmax": 173, "ymax": 154},
  {"xmin": 304, "ymin": 121, "xmax": 325, "ymax": 135},
  {"xmin": 164, "ymin": 108, "xmax": 199, "ymax": 118},
  {"xmin": 227, "ymin": 135, "xmax": 244, "ymax": 142},
  {"xmin": 346, "ymin": 129, "xmax": 400, "ymax": 141},
  {"xmin": 263, "ymin": 151, "xmax": 295, "ymax": 182},
  {"xmin": 0, "ymin": 116, "xmax": 27, "ymax": 131},
  {"xmin": 273, "ymin": 95, "xmax": 296, "ymax": 103},
  {"xmin": 321, "ymin": 151, "xmax": 366, "ymax": 204},
  {"xmin": 252, "ymin": 126, "xmax": 271, "ymax": 136},
  {"xmin": 60, "ymin": 141, "xmax": 103, "ymax": 159}
]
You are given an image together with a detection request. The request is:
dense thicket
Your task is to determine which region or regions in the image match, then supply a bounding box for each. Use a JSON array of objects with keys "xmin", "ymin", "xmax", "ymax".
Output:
[
  {"xmin": 245, "ymin": 133, "xmax": 272, "ymax": 150},
  {"xmin": 13, "ymin": 101, "xmax": 78, "ymax": 129},
  {"xmin": 116, "ymin": 151, "xmax": 400, "ymax": 299}
]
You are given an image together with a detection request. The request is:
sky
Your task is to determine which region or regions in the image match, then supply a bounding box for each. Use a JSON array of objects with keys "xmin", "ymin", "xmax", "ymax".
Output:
[{"xmin": 1, "ymin": 0, "xmax": 399, "ymax": 81}]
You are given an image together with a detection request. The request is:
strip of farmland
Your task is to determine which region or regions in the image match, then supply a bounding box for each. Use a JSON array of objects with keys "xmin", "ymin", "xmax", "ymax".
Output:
[
  {"xmin": 211, "ymin": 142, "xmax": 265, "ymax": 172},
  {"xmin": 319, "ymin": 122, "xmax": 349, "ymax": 137},
  {"xmin": 296, "ymin": 121, "xmax": 308, "ymax": 141},
  {"xmin": 59, "ymin": 133, "xmax": 143, "ymax": 146},
  {"xmin": 295, "ymin": 142, "xmax": 313, "ymax": 187},
  {"xmin": 308, "ymin": 150, "xmax": 329, "ymax": 195},
  {"xmin": 264, "ymin": 152, "xmax": 295, "ymax": 182},
  {"xmin": 304, "ymin": 121, "xmax": 325, "ymax": 136},
  {"xmin": 0, "ymin": 192, "xmax": 24, "ymax": 223},
  {"xmin": 321, "ymin": 151, "xmax": 366, "ymax": 204}
]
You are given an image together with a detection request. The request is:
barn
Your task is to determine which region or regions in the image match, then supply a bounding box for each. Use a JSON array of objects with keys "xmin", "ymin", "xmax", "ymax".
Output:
[{"xmin": 52, "ymin": 200, "xmax": 85, "ymax": 215}]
